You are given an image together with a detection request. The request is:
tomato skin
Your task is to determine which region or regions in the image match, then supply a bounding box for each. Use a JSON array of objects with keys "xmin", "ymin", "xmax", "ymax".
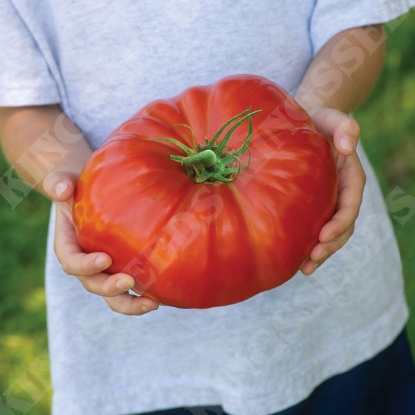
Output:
[{"xmin": 73, "ymin": 74, "xmax": 338, "ymax": 308}]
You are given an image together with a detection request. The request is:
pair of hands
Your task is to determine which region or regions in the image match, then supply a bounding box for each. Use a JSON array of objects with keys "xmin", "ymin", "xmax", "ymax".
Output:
[{"xmin": 43, "ymin": 107, "xmax": 365, "ymax": 316}]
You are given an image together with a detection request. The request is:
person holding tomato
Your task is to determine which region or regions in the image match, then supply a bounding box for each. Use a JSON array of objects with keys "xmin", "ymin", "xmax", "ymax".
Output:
[{"xmin": 1, "ymin": 1, "xmax": 415, "ymax": 414}]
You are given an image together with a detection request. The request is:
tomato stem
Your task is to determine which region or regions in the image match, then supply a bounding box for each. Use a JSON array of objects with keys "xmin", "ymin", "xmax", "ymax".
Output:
[
  {"xmin": 156, "ymin": 107, "xmax": 261, "ymax": 184},
  {"xmin": 171, "ymin": 149, "xmax": 216, "ymax": 167}
]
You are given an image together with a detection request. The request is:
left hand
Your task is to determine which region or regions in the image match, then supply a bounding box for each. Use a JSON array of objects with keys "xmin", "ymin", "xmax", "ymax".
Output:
[{"xmin": 300, "ymin": 107, "xmax": 366, "ymax": 275}]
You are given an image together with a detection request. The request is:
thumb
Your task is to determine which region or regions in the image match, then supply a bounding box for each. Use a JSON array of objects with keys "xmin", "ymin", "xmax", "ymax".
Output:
[
  {"xmin": 312, "ymin": 108, "xmax": 360, "ymax": 156},
  {"xmin": 43, "ymin": 170, "xmax": 78, "ymax": 202}
]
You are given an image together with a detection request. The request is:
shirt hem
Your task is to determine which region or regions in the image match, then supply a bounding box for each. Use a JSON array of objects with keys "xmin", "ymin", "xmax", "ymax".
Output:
[
  {"xmin": 0, "ymin": 85, "xmax": 61, "ymax": 107},
  {"xmin": 311, "ymin": 2, "xmax": 415, "ymax": 55}
]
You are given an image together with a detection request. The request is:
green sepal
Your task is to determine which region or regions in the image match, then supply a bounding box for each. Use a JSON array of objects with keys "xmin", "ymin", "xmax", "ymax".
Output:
[{"xmin": 155, "ymin": 108, "xmax": 260, "ymax": 184}]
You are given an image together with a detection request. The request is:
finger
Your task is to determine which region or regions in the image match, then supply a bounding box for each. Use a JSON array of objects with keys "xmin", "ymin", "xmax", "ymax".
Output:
[
  {"xmin": 104, "ymin": 292, "xmax": 160, "ymax": 316},
  {"xmin": 59, "ymin": 251, "xmax": 113, "ymax": 277},
  {"xmin": 300, "ymin": 259, "xmax": 319, "ymax": 276},
  {"xmin": 311, "ymin": 224, "xmax": 355, "ymax": 263},
  {"xmin": 54, "ymin": 206, "xmax": 112, "ymax": 276},
  {"xmin": 313, "ymin": 108, "xmax": 360, "ymax": 155},
  {"xmin": 300, "ymin": 225, "xmax": 354, "ymax": 275},
  {"xmin": 333, "ymin": 117, "xmax": 360, "ymax": 156},
  {"xmin": 79, "ymin": 272, "xmax": 136, "ymax": 297},
  {"xmin": 320, "ymin": 154, "xmax": 366, "ymax": 243},
  {"xmin": 43, "ymin": 170, "xmax": 78, "ymax": 201}
]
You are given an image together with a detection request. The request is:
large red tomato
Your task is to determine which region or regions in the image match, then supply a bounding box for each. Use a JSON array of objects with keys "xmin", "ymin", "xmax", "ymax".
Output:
[{"xmin": 73, "ymin": 74, "xmax": 338, "ymax": 308}]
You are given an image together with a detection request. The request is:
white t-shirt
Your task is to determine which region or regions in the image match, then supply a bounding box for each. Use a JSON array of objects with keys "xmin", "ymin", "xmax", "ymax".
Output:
[{"xmin": 1, "ymin": 1, "xmax": 414, "ymax": 414}]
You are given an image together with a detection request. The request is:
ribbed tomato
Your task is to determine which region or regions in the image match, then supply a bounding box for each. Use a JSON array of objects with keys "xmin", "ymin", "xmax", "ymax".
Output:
[{"xmin": 73, "ymin": 74, "xmax": 338, "ymax": 308}]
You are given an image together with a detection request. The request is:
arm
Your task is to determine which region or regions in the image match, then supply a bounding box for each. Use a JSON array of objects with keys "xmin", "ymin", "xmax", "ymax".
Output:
[
  {"xmin": 0, "ymin": 105, "xmax": 159, "ymax": 315},
  {"xmin": 293, "ymin": 25, "xmax": 386, "ymax": 274},
  {"xmin": 0, "ymin": 105, "xmax": 92, "ymax": 193}
]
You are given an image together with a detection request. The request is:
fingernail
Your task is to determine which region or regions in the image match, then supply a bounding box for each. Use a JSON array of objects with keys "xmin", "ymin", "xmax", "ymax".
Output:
[
  {"xmin": 95, "ymin": 255, "xmax": 110, "ymax": 269},
  {"xmin": 319, "ymin": 250, "xmax": 329, "ymax": 261},
  {"xmin": 116, "ymin": 278, "xmax": 134, "ymax": 291},
  {"xmin": 309, "ymin": 263, "xmax": 318, "ymax": 274},
  {"xmin": 141, "ymin": 305, "xmax": 158, "ymax": 314},
  {"xmin": 141, "ymin": 306, "xmax": 151, "ymax": 314},
  {"xmin": 326, "ymin": 233, "xmax": 336, "ymax": 242},
  {"xmin": 55, "ymin": 182, "xmax": 68, "ymax": 198},
  {"xmin": 340, "ymin": 136, "xmax": 355, "ymax": 153}
]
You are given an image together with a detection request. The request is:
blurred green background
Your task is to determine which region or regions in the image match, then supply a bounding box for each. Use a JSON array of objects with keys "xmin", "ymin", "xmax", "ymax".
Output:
[{"xmin": 1, "ymin": 10, "xmax": 415, "ymax": 415}]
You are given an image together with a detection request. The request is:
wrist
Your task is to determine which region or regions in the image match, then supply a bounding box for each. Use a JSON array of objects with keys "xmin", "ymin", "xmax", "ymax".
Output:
[
  {"xmin": 0, "ymin": 105, "xmax": 92, "ymax": 197},
  {"xmin": 294, "ymin": 25, "xmax": 386, "ymax": 117},
  {"xmin": 293, "ymin": 88, "xmax": 350, "ymax": 118}
]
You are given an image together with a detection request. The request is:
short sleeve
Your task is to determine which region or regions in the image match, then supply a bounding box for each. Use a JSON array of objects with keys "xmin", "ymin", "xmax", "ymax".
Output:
[
  {"xmin": 310, "ymin": 0, "xmax": 415, "ymax": 56},
  {"xmin": 0, "ymin": 0, "xmax": 60, "ymax": 106}
]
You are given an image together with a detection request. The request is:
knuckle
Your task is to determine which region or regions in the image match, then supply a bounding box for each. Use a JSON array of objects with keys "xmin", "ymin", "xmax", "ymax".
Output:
[
  {"xmin": 106, "ymin": 300, "xmax": 130, "ymax": 315},
  {"xmin": 106, "ymin": 300, "xmax": 118, "ymax": 312},
  {"xmin": 361, "ymin": 169, "xmax": 367, "ymax": 186},
  {"xmin": 53, "ymin": 241, "xmax": 59, "ymax": 257},
  {"xmin": 101, "ymin": 277, "xmax": 121, "ymax": 297},
  {"xmin": 60, "ymin": 260, "xmax": 72, "ymax": 275},
  {"xmin": 102, "ymin": 285, "xmax": 116, "ymax": 297},
  {"xmin": 355, "ymin": 203, "xmax": 363, "ymax": 219},
  {"xmin": 319, "ymin": 254, "xmax": 332, "ymax": 266},
  {"xmin": 53, "ymin": 242, "xmax": 65, "ymax": 266},
  {"xmin": 82, "ymin": 280, "xmax": 94, "ymax": 294},
  {"xmin": 346, "ymin": 204, "xmax": 359, "ymax": 219},
  {"xmin": 339, "ymin": 225, "xmax": 355, "ymax": 248}
]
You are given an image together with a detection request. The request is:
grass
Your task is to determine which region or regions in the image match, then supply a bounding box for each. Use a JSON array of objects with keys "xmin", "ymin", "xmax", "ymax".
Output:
[
  {"xmin": 353, "ymin": 9, "xmax": 415, "ymax": 351},
  {"xmin": 0, "ymin": 9, "xmax": 415, "ymax": 414},
  {"xmin": 0, "ymin": 159, "xmax": 51, "ymax": 415}
]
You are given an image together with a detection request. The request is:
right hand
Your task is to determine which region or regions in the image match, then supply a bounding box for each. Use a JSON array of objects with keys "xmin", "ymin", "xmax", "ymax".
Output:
[{"xmin": 43, "ymin": 170, "xmax": 160, "ymax": 315}]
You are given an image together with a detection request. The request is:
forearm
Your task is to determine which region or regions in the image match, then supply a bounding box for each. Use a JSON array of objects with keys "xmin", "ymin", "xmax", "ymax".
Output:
[
  {"xmin": 0, "ymin": 105, "xmax": 92, "ymax": 195},
  {"xmin": 294, "ymin": 25, "xmax": 386, "ymax": 114}
]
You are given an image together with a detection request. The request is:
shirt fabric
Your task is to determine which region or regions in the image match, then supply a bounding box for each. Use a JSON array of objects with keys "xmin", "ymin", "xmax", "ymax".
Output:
[{"xmin": 0, "ymin": 1, "xmax": 414, "ymax": 414}]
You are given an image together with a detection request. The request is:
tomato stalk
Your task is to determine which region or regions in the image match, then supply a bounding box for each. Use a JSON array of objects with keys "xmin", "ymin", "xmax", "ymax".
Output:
[{"xmin": 157, "ymin": 108, "xmax": 260, "ymax": 184}]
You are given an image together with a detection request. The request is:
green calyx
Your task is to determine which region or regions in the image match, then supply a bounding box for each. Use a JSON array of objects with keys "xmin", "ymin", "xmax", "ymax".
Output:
[{"xmin": 157, "ymin": 108, "xmax": 260, "ymax": 184}]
